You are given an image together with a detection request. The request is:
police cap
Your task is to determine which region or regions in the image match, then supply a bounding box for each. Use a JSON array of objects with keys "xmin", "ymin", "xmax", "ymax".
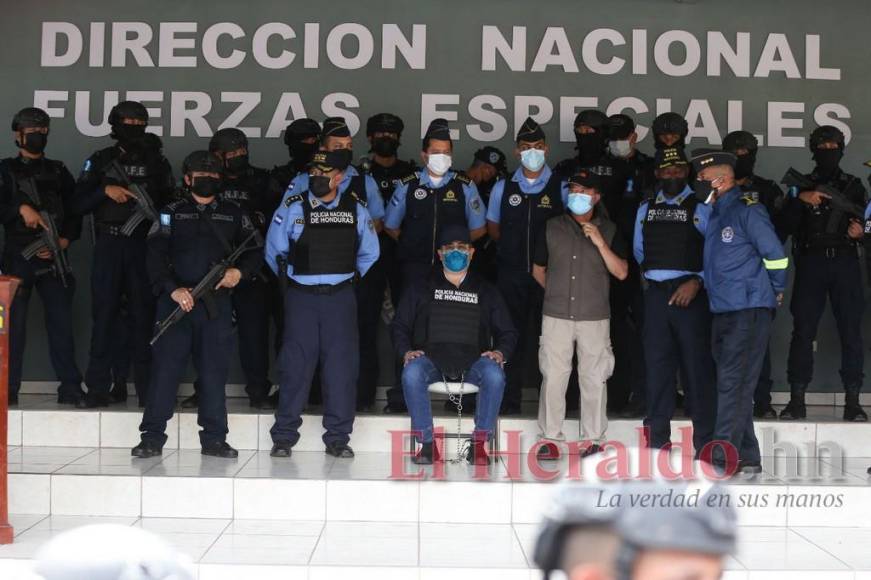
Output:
[
  {"xmin": 473, "ymin": 146, "xmax": 507, "ymax": 173},
  {"xmin": 655, "ymin": 147, "xmax": 689, "ymax": 170},
  {"xmin": 608, "ymin": 114, "xmax": 636, "ymax": 140},
  {"xmin": 182, "ymin": 150, "xmax": 224, "ymax": 176},
  {"xmin": 321, "ymin": 116, "xmax": 351, "ymax": 139},
  {"xmin": 690, "ymin": 148, "xmax": 736, "ymax": 173},
  {"xmin": 309, "ymin": 149, "xmax": 352, "ymax": 173}
]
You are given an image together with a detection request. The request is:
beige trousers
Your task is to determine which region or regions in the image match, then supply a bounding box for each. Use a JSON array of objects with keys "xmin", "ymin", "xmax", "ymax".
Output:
[{"xmin": 537, "ymin": 315, "xmax": 614, "ymax": 443}]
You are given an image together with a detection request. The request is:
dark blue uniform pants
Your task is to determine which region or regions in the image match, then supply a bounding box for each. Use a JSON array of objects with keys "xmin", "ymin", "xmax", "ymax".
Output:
[
  {"xmin": 140, "ymin": 294, "xmax": 234, "ymax": 447},
  {"xmin": 272, "ymin": 284, "xmax": 358, "ymax": 446},
  {"xmin": 711, "ymin": 308, "xmax": 772, "ymax": 465},
  {"xmin": 233, "ymin": 277, "xmax": 272, "ymax": 397},
  {"xmin": 787, "ymin": 254, "xmax": 865, "ymax": 388},
  {"xmin": 642, "ymin": 281, "xmax": 716, "ymax": 453},
  {"xmin": 4, "ymin": 253, "xmax": 82, "ymax": 398},
  {"xmin": 85, "ymin": 234, "xmax": 154, "ymax": 398},
  {"xmin": 497, "ymin": 269, "xmax": 544, "ymax": 409}
]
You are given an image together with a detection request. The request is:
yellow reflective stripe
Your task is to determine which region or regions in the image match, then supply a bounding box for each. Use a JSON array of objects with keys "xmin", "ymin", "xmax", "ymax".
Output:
[{"xmin": 763, "ymin": 257, "xmax": 789, "ymax": 270}]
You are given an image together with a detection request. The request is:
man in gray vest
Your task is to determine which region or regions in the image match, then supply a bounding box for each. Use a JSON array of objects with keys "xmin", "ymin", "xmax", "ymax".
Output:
[{"xmin": 532, "ymin": 170, "xmax": 628, "ymax": 460}]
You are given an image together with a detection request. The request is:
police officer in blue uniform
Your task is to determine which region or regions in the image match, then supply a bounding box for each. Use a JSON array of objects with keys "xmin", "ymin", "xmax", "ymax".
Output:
[
  {"xmin": 779, "ymin": 126, "xmax": 868, "ymax": 422},
  {"xmin": 0, "ymin": 107, "xmax": 83, "ymax": 405},
  {"xmin": 393, "ymin": 225, "xmax": 517, "ymax": 465},
  {"xmin": 383, "ymin": 118, "xmax": 487, "ymax": 412},
  {"xmin": 465, "ymin": 145, "xmax": 508, "ymax": 286},
  {"xmin": 132, "ymin": 150, "xmax": 262, "ymax": 459},
  {"xmin": 633, "ymin": 147, "xmax": 715, "ymax": 454},
  {"xmin": 73, "ymin": 101, "xmax": 175, "ymax": 408},
  {"xmin": 691, "ymin": 149, "xmax": 788, "ymax": 475},
  {"xmin": 486, "ymin": 118, "xmax": 565, "ymax": 415},
  {"xmin": 722, "ymin": 130, "xmax": 787, "ymax": 419},
  {"xmin": 266, "ymin": 149, "xmax": 380, "ymax": 458}
]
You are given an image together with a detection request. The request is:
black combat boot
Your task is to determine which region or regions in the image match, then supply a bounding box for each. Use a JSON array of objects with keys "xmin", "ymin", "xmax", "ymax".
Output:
[
  {"xmin": 844, "ymin": 389, "xmax": 868, "ymax": 422},
  {"xmin": 779, "ymin": 384, "xmax": 807, "ymax": 421}
]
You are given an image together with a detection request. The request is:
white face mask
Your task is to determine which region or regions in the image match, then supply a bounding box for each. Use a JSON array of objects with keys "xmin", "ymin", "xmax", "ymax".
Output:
[
  {"xmin": 608, "ymin": 140, "xmax": 633, "ymax": 159},
  {"xmin": 427, "ymin": 153, "xmax": 452, "ymax": 176}
]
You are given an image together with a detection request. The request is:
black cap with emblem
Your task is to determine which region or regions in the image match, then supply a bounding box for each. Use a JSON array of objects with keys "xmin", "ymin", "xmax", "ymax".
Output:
[
  {"xmin": 422, "ymin": 118, "xmax": 452, "ymax": 150},
  {"xmin": 309, "ymin": 149, "xmax": 352, "ymax": 173},
  {"xmin": 690, "ymin": 148, "xmax": 736, "ymax": 173},
  {"xmin": 655, "ymin": 147, "xmax": 689, "ymax": 170},
  {"xmin": 321, "ymin": 117, "xmax": 351, "ymax": 139},
  {"xmin": 473, "ymin": 146, "xmax": 507, "ymax": 174},
  {"xmin": 568, "ymin": 169, "xmax": 603, "ymax": 192},
  {"xmin": 437, "ymin": 224, "xmax": 471, "ymax": 247},
  {"xmin": 516, "ymin": 117, "xmax": 546, "ymax": 143},
  {"xmin": 366, "ymin": 113, "xmax": 405, "ymax": 136},
  {"xmin": 283, "ymin": 118, "xmax": 321, "ymax": 145},
  {"xmin": 182, "ymin": 150, "xmax": 224, "ymax": 176}
]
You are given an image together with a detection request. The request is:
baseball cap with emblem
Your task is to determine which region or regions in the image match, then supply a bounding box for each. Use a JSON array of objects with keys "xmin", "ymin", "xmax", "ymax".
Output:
[
  {"xmin": 308, "ymin": 149, "xmax": 352, "ymax": 172},
  {"xmin": 473, "ymin": 146, "xmax": 507, "ymax": 174},
  {"xmin": 655, "ymin": 147, "xmax": 689, "ymax": 170},
  {"xmin": 690, "ymin": 149, "xmax": 736, "ymax": 173},
  {"xmin": 608, "ymin": 114, "xmax": 636, "ymax": 140},
  {"xmin": 568, "ymin": 169, "xmax": 603, "ymax": 192}
]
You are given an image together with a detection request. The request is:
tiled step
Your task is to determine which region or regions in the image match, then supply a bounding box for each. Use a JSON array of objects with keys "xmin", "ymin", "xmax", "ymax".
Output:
[
  {"xmin": 7, "ymin": 447, "xmax": 871, "ymax": 527},
  {"xmin": 6, "ymin": 400, "xmax": 871, "ymax": 457},
  {"xmin": 0, "ymin": 515, "xmax": 870, "ymax": 580}
]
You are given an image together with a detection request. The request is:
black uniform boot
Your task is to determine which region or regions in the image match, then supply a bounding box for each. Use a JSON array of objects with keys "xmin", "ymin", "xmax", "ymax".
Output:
[
  {"xmin": 779, "ymin": 384, "xmax": 807, "ymax": 421},
  {"xmin": 843, "ymin": 390, "xmax": 868, "ymax": 422},
  {"xmin": 109, "ymin": 379, "xmax": 128, "ymax": 404}
]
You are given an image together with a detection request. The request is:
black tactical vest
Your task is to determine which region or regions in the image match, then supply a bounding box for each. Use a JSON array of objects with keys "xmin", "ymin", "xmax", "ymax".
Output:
[
  {"xmin": 94, "ymin": 149, "xmax": 159, "ymax": 226},
  {"xmin": 418, "ymin": 278, "xmax": 482, "ymax": 377},
  {"xmin": 291, "ymin": 192, "xmax": 359, "ymax": 275},
  {"xmin": 2, "ymin": 158, "xmax": 65, "ymax": 246},
  {"xmin": 497, "ymin": 174, "xmax": 563, "ymax": 271},
  {"xmin": 641, "ymin": 195, "xmax": 704, "ymax": 272},
  {"xmin": 796, "ymin": 170, "xmax": 864, "ymax": 251},
  {"xmin": 397, "ymin": 172, "xmax": 470, "ymax": 264}
]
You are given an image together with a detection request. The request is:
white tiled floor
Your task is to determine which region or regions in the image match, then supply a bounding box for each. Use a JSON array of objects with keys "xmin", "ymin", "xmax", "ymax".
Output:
[{"xmin": 1, "ymin": 517, "xmax": 869, "ymax": 578}]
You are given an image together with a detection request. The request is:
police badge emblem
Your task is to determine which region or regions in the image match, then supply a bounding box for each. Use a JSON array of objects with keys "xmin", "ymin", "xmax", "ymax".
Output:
[
  {"xmin": 508, "ymin": 193, "xmax": 522, "ymax": 207},
  {"xmin": 413, "ymin": 188, "xmax": 428, "ymax": 200}
]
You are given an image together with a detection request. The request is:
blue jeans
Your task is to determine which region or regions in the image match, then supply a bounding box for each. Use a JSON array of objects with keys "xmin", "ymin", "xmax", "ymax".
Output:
[{"xmin": 401, "ymin": 355, "xmax": 505, "ymax": 443}]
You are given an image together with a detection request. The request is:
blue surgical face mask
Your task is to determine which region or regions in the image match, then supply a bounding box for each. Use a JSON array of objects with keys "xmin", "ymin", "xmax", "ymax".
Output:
[
  {"xmin": 443, "ymin": 249, "xmax": 470, "ymax": 273},
  {"xmin": 567, "ymin": 193, "xmax": 594, "ymax": 216},
  {"xmin": 520, "ymin": 148, "xmax": 546, "ymax": 172}
]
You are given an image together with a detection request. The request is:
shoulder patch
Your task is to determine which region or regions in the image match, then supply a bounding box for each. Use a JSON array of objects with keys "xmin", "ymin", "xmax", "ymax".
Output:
[
  {"xmin": 284, "ymin": 193, "xmax": 303, "ymax": 207},
  {"xmin": 400, "ymin": 172, "xmax": 419, "ymax": 185},
  {"xmin": 740, "ymin": 193, "xmax": 759, "ymax": 206},
  {"xmin": 453, "ymin": 173, "xmax": 472, "ymax": 185},
  {"xmin": 348, "ymin": 191, "xmax": 368, "ymax": 208}
]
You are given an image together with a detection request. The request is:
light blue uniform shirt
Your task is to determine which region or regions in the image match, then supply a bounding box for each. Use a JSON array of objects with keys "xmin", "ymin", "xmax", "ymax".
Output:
[
  {"xmin": 384, "ymin": 169, "xmax": 486, "ymax": 230},
  {"xmin": 633, "ymin": 187, "xmax": 711, "ymax": 282},
  {"xmin": 274, "ymin": 165, "xmax": 385, "ymax": 223},
  {"xmin": 486, "ymin": 166, "xmax": 567, "ymax": 223},
  {"xmin": 265, "ymin": 190, "xmax": 380, "ymax": 286}
]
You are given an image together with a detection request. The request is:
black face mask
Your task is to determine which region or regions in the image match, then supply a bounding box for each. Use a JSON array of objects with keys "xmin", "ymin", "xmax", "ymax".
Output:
[
  {"xmin": 309, "ymin": 175, "xmax": 334, "ymax": 198},
  {"xmin": 190, "ymin": 176, "xmax": 223, "ymax": 198},
  {"xmin": 289, "ymin": 141, "xmax": 318, "ymax": 165},
  {"xmin": 660, "ymin": 177, "xmax": 688, "ymax": 196},
  {"xmin": 18, "ymin": 132, "xmax": 48, "ymax": 154},
  {"xmin": 372, "ymin": 137, "xmax": 399, "ymax": 157},
  {"xmin": 812, "ymin": 148, "xmax": 843, "ymax": 176},
  {"xmin": 576, "ymin": 132, "xmax": 605, "ymax": 164},
  {"xmin": 225, "ymin": 154, "xmax": 249, "ymax": 175},
  {"xmin": 114, "ymin": 124, "xmax": 147, "ymax": 146},
  {"xmin": 734, "ymin": 152, "xmax": 756, "ymax": 180},
  {"xmin": 693, "ymin": 178, "xmax": 717, "ymax": 203}
]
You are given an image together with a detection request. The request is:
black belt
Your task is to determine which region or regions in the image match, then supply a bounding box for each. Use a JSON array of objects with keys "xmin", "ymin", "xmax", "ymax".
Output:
[
  {"xmin": 288, "ymin": 278, "xmax": 353, "ymax": 295},
  {"xmin": 796, "ymin": 244, "xmax": 859, "ymax": 259},
  {"xmin": 645, "ymin": 274, "xmax": 698, "ymax": 292}
]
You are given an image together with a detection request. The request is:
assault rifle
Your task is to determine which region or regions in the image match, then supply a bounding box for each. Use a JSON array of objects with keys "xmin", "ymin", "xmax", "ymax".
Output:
[
  {"xmin": 781, "ymin": 168, "xmax": 866, "ymax": 234},
  {"xmin": 150, "ymin": 229, "xmax": 263, "ymax": 345},
  {"xmin": 18, "ymin": 177, "xmax": 72, "ymax": 288},
  {"xmin": 104, "ymin": 158, "xmax": 159, "ymax": 236}
]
